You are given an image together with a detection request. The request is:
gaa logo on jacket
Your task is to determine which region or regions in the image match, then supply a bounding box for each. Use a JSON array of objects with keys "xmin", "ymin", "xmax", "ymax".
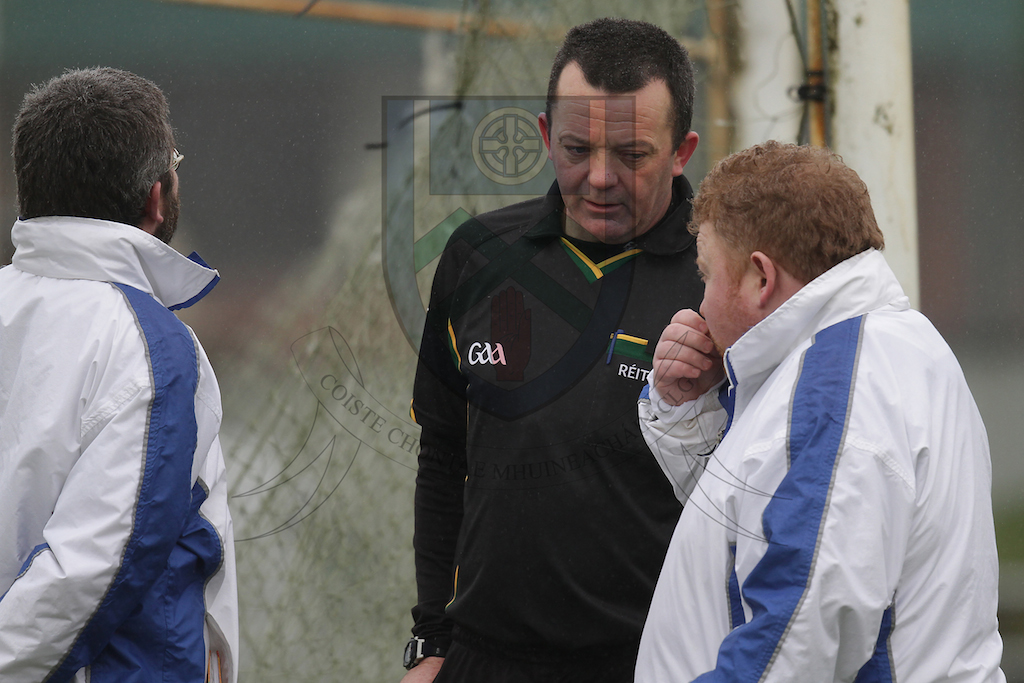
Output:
[
  {"xmin": 467, "ymin": 342, "xmax": 506, "ymax": 366},
  {"xmin": 459, "ymin": 286, "xmax": 532, "ymax": 382}
]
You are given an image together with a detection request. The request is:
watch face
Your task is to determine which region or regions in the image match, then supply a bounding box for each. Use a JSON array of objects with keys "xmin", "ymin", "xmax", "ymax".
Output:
[{"xmin": 403, "ymin": 638, "xmax": 420, "ymax": 669}]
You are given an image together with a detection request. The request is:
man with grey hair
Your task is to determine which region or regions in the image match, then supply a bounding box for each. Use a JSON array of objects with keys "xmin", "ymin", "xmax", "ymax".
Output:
[{"xmin": 0, "ymin": 67, "xmax": 237, "ymax": 683}]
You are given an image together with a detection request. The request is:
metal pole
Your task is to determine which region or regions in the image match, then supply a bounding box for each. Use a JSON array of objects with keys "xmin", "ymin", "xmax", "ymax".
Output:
[
  {"xmin": 706, "ymin": 1, "xmax": 737, "ymax": 164},
  {"xmin": 806, "ymin": 0, "xmax": 828, "ymax": 147},
  {"xmin": 829, "ymin": 0, "xmax": 919, "ymax": 306},
  {"xmin": 160, "ymin": 0, "xmax": 553, "ymax": 39},
  {"xmin": 159, "ymin": 0, "xmax": 720, "ymax": 61}
]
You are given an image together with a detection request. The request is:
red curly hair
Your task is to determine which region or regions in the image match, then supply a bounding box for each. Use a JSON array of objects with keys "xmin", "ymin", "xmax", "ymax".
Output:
[{"xmin": 690, "ymin": 141, "xmax": 884, "ymax": 282}]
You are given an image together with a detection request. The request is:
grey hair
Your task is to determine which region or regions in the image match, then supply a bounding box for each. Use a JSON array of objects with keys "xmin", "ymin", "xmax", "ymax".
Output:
[{"xmin": 13, "ymin": 67, "xmax": 175, "ymax": 226}]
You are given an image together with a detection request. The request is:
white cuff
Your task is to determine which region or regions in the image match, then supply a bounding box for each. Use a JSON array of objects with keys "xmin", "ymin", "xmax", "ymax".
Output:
[{"xmin": 643, "ymin": 381, "xmax": 725, "ymax": 425}]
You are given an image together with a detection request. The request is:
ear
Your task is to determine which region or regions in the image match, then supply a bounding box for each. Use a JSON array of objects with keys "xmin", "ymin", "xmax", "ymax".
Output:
[
  {"xmin": 538, "ymin": 112, "xmax": 553, "ymax": 159},
  {"xmin": 749, "ymin": 250, "xmax": 806, "ymax": 311},
  {"xmin": 671, "ymin": 131, "xmax": 700, "ymax": 176},
  {"xmin": 139, "ymin": 181, "xmax": 164, "ymax": 236},
  {"xmin": 749, "ymin": 251, "xmax": 779, "ymax": 309}
]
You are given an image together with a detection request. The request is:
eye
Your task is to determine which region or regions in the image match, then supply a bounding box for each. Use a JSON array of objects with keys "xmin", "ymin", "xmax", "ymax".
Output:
[
  {"xmin": 564, "ymin": 145, "xmax": 588, "ymax": 156},
  {"xmin": 616, "ymin": 148, "xmax": 649, "ymax": 166}
]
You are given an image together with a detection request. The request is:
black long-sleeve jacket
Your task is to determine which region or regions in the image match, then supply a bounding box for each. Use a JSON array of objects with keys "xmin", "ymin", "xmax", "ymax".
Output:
[{"xmin": 410, "ymin": 178, "xmax": 704, "ymax": 659}]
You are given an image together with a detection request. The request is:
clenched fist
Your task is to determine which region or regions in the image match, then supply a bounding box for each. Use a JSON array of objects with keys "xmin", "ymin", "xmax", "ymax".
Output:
[{"xmin": 651, "ymin": 309, "xmax": 725, "ymax": 406}]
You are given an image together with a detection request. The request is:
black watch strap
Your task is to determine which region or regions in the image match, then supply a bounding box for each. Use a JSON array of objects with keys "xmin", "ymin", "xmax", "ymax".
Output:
[{"xmin": 403, "ymin": 636, "xmax": 447, "ymax": 670}]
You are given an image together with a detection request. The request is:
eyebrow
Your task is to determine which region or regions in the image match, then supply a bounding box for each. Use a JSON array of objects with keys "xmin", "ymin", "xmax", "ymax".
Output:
[
  {"xmin": 557, "ymin": 134, "xmax": 656, "ymax": 153},
  {"xmin": 618, "ymin": 137, "xmax": 656, "ymax": 150}
]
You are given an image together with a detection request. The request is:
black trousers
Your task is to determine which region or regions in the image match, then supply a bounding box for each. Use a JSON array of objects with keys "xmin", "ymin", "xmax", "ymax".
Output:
[{"xmin": 433, "ymin": 640, "xmax": 637, "ymax": 683}]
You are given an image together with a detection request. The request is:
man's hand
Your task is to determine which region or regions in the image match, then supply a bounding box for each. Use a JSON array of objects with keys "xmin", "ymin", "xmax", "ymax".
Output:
[
  {"xmin": 652, "ymin": 309, "xmax": 725, "ymax": 406},
  {"xmin": 400, "ymin": 656, "xmax": 444, "ymax": 683}
]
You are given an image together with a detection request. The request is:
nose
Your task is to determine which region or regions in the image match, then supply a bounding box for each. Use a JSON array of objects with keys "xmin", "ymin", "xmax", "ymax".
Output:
[{"xmin": 588, "ymin": 149, "xmax": 617, "ymax": 191}]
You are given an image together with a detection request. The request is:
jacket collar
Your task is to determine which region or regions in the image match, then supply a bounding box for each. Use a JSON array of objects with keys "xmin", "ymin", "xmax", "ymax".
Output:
[
  {"xmin": 524, "ymin": 175, "xmax": 695, "ymax": 255},
  {"xmin": 723, "ymin": 249, "xmax": 910, "ymax": 418},
  {"xmin": 10, "ymin": 216, "xmax": 219, "ymax": 310}
]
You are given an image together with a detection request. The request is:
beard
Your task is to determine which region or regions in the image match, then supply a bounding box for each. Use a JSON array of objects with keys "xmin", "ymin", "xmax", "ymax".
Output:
[{"xmin": 153, "ymin": 182, "xmax": 180, "ymax": 245}]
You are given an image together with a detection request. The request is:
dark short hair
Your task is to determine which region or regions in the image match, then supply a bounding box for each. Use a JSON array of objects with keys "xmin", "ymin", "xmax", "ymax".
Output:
[
  {"xmin": 545, "ymin": 18, "xmax": 695, "ymax": 148},
  {"xmin": 12, "ymin": 67, "xmax": 175, "ymax": 226},
  {"xmin": 690, "ymin": 141, "xmax": 885, "ymax": 282}
]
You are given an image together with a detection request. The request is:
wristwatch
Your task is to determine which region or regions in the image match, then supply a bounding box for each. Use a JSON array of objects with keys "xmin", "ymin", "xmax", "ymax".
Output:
[{"xmin": 403, "ymin": 636, "xmax": 447, "ymax": 670}]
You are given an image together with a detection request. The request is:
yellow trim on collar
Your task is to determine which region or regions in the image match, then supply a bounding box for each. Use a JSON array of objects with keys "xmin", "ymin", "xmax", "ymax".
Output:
[{"xmin": 559, "ymin": 238, "xmax": 604, "ymax": 279}]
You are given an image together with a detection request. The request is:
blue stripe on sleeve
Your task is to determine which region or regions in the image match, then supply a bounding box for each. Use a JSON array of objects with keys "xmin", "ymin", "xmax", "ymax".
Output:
[
  {"xmin": 48, "ymin": 284, "xmax": 199, "ymax": 683},
  {"xmin": 727, "ymin": 544, "xmax": 746, "ymax": 630},
  {"xmin": 694, "ymin": 316, "xmax": 865, "ymax": 683},
  {"xmin": 17, "ymin": 543, "xmax": 50, "ymax": 578},
  {"xmin": 854, "ymin": 605, "xmax": 896, "ymax": 683},
  {"xmin": 93, "ymin": 482, "xmax": 224, "ymax": 683},
  {"xmin": 0, "ymin": 544, "xmax": 52, "ymax": 602}
]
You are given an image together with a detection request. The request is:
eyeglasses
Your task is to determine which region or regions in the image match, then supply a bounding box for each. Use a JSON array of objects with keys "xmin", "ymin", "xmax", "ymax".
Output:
[{"xmin": 171, "ymin": 149, "xmax": 184, "ymax": 172}]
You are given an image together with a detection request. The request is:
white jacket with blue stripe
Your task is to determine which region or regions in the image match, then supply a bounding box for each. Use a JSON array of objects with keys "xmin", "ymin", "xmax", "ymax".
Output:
[
  {"xmin": 0, "ymin": 217, "xmax": 238, "ymax": 683},
  {"xmin": 636, "ymin": 249, "xmax": 1004, "ymax": 683}
]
